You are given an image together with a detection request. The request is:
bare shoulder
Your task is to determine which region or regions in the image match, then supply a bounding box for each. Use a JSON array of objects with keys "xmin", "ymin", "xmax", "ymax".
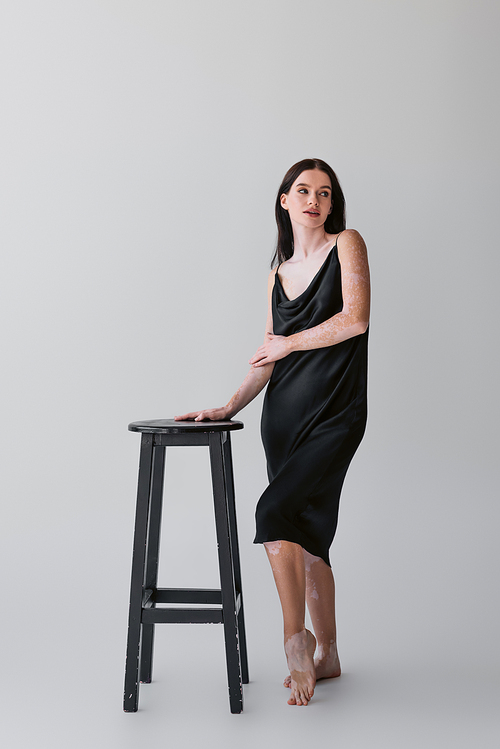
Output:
[
  {"xmin": 268, "ymin": 267, "xmax": 278, "ymax": 286},
  {"xmin": 338, "ymin": 229, "xmax": 368, "ymax": 260},
  {"xmin": 338, "ymin": 228, "xmax": 366, "ymax": 248},
  {"xmin": 267, "ymin": 267, "xmax": 277, "ymax": 297}
]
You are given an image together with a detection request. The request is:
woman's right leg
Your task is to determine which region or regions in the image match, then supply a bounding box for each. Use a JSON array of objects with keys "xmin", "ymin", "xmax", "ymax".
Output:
[{"xmin": 264, "ymin": 540, "xmax": 317, "ymax": 705}]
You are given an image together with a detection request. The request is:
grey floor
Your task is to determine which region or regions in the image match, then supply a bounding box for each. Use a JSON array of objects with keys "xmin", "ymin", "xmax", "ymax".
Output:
[
  {"xmin": 3, "ymin": 461, "xmax": 499, "ymax": 749},
  {"xmin": 3, "ymin": 602, "xmax": 498, "ymax": 749}
]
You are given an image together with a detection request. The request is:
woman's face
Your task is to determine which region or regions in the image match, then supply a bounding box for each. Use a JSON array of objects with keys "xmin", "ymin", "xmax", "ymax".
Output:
[{"xmin": 280, "ymin": 169, "xmax": 332, "ymax": 229}]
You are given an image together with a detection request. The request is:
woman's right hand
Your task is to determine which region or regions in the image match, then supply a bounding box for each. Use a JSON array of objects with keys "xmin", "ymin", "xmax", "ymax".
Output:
[{"xmin": 174, "ymin": 406, "xmax": 232, "ymax": 422}]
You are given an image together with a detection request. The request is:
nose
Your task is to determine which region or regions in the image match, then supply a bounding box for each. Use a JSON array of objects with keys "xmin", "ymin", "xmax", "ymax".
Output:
[{"xmin": 308, "ymin": 194, "xmax": 319, "ymax": 206}]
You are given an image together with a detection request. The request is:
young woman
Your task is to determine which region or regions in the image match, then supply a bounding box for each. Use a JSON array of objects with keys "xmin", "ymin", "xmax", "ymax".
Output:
[{"xmin": 175, "ymin": 158, "xmax": 370, "ymax": 707}]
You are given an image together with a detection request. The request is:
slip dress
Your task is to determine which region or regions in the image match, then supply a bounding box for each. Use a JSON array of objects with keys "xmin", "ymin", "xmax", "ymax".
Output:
[{"xmin": 254, "ymin": 231, "xmax": 368, "ymax": 566}]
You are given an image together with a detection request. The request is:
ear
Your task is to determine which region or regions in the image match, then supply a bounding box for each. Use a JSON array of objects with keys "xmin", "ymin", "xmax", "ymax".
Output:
[{"xmin": 280, "ymin": 193, "xmax": 288, "ymax": 211}]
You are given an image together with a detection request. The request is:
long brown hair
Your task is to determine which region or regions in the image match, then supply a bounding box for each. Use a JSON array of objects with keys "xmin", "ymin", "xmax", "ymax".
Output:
[{"xmin": 271, "ymin": 158, "xmax": 346, "ymax": 268}]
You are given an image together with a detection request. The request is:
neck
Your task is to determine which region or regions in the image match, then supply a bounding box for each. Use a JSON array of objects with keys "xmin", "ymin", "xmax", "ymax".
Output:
[{"xmin": 290, "ymin": 223, "xmax": 331, "ymax": 260}]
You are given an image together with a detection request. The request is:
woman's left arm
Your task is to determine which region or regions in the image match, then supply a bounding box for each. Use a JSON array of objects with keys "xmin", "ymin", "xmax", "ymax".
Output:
[{"xmin": 250, "ymin": 230, "xmax": 370, "ymax": 367}]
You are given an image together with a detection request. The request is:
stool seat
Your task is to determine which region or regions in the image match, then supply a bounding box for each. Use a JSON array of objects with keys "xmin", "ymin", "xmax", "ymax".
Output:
[
  {"xmin": 128, "ymin": 419, "xmax": 244, "ymax": 433},
  {"xmin": 124, "ymin": 417, "xmax": 248, "ymax": 714}
]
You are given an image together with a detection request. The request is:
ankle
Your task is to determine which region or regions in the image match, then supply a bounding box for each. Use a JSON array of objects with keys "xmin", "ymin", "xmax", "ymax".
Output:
[
  {"xmin": 315, "ymin": 639, "xmax": 337, "ymax": 660},
  {"xmin": 284, "ymin": 627, "xmax": 307, "ymax": 646}
]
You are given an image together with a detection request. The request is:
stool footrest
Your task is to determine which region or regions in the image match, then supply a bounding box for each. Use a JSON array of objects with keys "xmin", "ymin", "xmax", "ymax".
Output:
[
  {"xmin": 154, "ymin": 588, "xmax": 222, "ymax": 605},
  {"xmin": 142, "ymin": 608, "xmax": 223, "ymax": 624},
  {"xmin": 141, "ymin": 589, "xmax": 241, "ymax": 624}
]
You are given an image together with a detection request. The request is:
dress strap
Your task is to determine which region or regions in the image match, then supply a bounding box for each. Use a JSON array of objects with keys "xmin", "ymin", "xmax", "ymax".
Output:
[{"xmin": 335, "ymin": 230, "xmax": 344, "ymax": 247}]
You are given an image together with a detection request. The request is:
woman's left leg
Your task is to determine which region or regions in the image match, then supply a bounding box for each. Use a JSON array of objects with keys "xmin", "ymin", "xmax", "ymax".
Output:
[
  {"xmin": 283, "ymin": 549, "xmax": 341, "ymax": 688},
  {"xmin": 303, "ymin": 550, "xmax": 341, "ymax": 680},
  {"xmin": 264, "ymin": 540, "xmax": 316, "ymax": 706}
]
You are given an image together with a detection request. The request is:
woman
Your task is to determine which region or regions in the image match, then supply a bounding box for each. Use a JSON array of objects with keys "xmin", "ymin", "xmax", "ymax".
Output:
[{"xmin": 175, "ymin": 158, "xmax": 370, "ymax": 707}]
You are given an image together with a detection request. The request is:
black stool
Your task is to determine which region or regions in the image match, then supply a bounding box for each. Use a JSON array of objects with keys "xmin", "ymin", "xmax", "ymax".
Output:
[{"xmin": 123, "ymin": 419, "xmax": 248, "ymax": 714}]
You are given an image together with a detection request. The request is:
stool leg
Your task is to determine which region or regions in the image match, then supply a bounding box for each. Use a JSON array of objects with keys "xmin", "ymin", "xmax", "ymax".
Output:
[
  {"xmin": 140, "ymin": 444, "xmax": 166, "ymax": 684},
  {"xmin": 209, "ymin": 432, "xmax": 243, "ymax": 714},
  {"xmin": 223, "ymin": 433, "xmax": 249, "ymax": 684},
  {"xmin": 124, "ymin": 434, "xmax": 154, "ymax": 712}
]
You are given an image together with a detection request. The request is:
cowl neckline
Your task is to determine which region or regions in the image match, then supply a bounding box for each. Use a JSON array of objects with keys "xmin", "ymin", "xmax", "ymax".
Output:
[{"xmin": 275, "ymin": 243, "xmax": 338, "ymax": 308}]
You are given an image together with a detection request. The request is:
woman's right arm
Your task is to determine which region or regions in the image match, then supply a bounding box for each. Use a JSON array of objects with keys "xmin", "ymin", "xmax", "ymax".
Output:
[{"xmin": 174, "ymin": 269, "xmax": 277, "ymax": 422}]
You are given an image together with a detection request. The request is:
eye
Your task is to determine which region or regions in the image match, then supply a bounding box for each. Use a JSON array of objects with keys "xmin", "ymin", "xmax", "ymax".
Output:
[
  {"xmin": 320, "ymin": 191, "xmax": 330, "ymax": 197},
  {"xmin": 298, "ymin": 188, "xmax": 308, "ymax": 193}
]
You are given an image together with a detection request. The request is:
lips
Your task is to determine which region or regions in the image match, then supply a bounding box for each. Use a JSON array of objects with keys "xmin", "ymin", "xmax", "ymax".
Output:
[{"xmin": 304, "ymin": 210, "xmax": 320, "ymax": 216}]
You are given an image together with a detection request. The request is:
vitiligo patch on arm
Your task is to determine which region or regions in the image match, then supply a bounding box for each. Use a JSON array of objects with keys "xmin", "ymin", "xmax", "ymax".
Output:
[{"xmin": 290, "ymin": 230, "xmax": 370, "ymax": 352}]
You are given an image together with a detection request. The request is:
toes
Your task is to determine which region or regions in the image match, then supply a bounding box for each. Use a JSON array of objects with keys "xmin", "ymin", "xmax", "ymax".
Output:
[
  {"xmin": 288, "ymin": 686, "xmax": 310, "ymax": 706},
  {"xmin": 287, "ymin": 675, "xmax": 315, "ymax": 706}
]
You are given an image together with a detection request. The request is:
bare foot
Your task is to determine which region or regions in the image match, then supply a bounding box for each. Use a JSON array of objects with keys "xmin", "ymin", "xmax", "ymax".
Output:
[
  {"xmin": 284, "ymin": 640, "xmax": 341, "ymax": 688},
  {"xmin": 315, "ymin": 640, "xmax": 341, "ymax": 680},
  {"xmin": 285, "ymin": 629, "xmax": 317, "ymax": 706}
]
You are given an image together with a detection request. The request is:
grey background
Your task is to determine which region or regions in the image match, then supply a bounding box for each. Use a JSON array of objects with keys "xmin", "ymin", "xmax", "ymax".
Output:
[{"xmin": 1, "ymin": 1, "xmax": 499, "ymax": 746}]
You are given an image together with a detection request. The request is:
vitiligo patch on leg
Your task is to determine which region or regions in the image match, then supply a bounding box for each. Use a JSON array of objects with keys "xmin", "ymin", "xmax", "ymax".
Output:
[{"xmin": 264, "ymin": 540, "xmax": 282, "ymax": 555}]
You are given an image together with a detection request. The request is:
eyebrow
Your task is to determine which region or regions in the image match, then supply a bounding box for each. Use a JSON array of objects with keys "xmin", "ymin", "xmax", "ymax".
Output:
[{"xmin": 296, "ymin": 183, "xmax": 331, "ymax": 189}]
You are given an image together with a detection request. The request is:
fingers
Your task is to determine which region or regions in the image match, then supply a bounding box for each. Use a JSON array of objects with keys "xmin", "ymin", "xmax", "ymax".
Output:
[
  {"xmin": 250, "ymin": 335, "xmax": 288, "ymax": 366},
  {"xmin": 249, "ymin": 347, "xmax": 268, "ymax": 365},
  {"xmin": 249, "ymin": 352, "xmax": 266, "ymax": 366},
  {"xmin": 249, "ymin": 348, "xmax": 264, "ymax": 364},
  {"xmin": 174, "ymin": 410, "xmax": 215, "ymax": 422},
  {"xmin": 193, "ymin": 411, "xmax": 213, "ymax": 422},
  {"xmin": 196, "ymin": 410, "xmax": 229, "ymax": 422},
  {"xmin": 194, "ymin": 411, "xmax": 217, "ymax": 421},
  {"xmin": 175, "ymin": 408, "xmax": 229, "ymax": 423}
]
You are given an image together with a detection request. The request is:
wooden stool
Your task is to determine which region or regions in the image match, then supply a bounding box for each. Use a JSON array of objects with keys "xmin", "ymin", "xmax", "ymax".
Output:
[{"xmin": 123, "ymin": 419, "xmax": 248, "ymax": 714}]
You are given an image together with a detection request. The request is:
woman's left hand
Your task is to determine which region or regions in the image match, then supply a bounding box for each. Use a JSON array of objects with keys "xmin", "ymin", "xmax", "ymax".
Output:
[{"xmin": 249, "ymin": 333, "xmax": 291, "ymax": 367}]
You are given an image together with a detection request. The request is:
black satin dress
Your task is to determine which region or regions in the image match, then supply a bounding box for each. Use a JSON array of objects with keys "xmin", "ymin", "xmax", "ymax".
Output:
[{"xmin": 254, "ymin": 232, "xmax": 368, "ymax": 567}]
